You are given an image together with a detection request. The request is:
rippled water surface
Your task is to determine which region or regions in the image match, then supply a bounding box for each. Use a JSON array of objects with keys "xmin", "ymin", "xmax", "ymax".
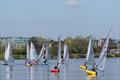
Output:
[{"xmin": 0, "ymin": 58, "xmax": 120, "ymax": 80}]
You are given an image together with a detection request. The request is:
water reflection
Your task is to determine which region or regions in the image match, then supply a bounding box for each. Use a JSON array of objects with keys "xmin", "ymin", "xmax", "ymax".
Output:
[
  {"xmin": 28, "ymin": 65, "xmax": 50, "ymax": 80},
  {"xmin": 63, "ymin": 64, "xmax": 68, "ymax": 80},
  {"xmin": 5, "ymin": 65, "xmax": 13, "ymax": 80},
  {"xmin": 86, "ymin": 75, "xmax": 96, "ymax": 80},
  {"xmin": 51, "ymin": 64, "xmax": 68, "ymax": 80},
  {"xmin": 41, "ymin": 65, "xmax": 50, "ymax": 80},
  {"xmin": 28, "ymin": 66, "xmax": 35, "ymax": 80}
]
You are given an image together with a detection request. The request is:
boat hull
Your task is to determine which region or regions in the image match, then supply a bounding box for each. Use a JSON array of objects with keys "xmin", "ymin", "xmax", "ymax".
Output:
[
  {"xmin": 51, "ymin": 69, "xmax": 60, "ymax": 73},
  {"xmin": 85, "ymin": 69, "xmax": 96, "ymax": 76},
  {"xmin": 80, "ymin": 65, "xmax": 87, "ymax": 69}
]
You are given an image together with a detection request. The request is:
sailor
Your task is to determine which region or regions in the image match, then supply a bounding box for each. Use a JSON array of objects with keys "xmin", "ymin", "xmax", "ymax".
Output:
[
  {"xmin": 84, "ymin": 61, "xmax": 87, "ymax": 68},
  {"xmin": 54, "ymin": 63, "xmax": 59, "ymax": 69},
  {"xmin": 61, "ymin": 56, "xmax": 64, "ymax": 63},
  {"xmin": 92, "ymin": 63, "xmax": 96, "ymax": 71}
]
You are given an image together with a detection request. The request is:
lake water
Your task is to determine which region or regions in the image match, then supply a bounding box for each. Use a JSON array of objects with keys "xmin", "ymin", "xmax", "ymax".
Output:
[{"xmin": 0, "ymin": 58, "xmax": 120, "ymax": 80}]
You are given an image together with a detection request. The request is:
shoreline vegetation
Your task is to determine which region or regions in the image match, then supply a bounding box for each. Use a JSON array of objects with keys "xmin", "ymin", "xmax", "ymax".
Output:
[
  {"xmin": 0, "ymin": 36, "xmax": 120, "ymax": 60},
  {"xmin": 0, "ymin": 52, "xmax": 120, "ymax": 60}
]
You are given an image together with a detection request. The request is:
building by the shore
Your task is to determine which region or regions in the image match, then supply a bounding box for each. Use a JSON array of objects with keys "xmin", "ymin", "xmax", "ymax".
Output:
[{"xmin": 0, "ymin": 37, "xmax": 30, "ymax": 48}]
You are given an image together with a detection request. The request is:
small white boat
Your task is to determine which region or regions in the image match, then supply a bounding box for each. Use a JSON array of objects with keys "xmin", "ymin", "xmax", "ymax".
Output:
[
  {"xmin": 96, "ymin": 27, "xmax": 112, "ymax": 72},
  {"xmin": 80, "ymin": 36, "xmax": 95, "ymax": 70},
  {"xmin": 80, "ymin": 36, "xmax": 97, "ymax": 76},
  {"xmin": 4, "ymin": 42, "xmax": 14, "ymax": 65}
]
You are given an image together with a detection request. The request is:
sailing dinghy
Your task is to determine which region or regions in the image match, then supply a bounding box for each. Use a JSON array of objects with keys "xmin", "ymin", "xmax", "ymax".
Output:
[
  {"xmin": 51, "ymin": 36, "xmax": 62, "ymax": 73},
  {"xmin": 80, "ymin": 36, "xmax": 95, "ymax": 69},
  {"xmin": 38, "ymin": 42, "xmax": 49, "ymax": 64},
  {"xmin": 4, "ymin": 42, "xmax": 14, "ymax": 65},
  {"xmin": 80, "ymin": 36, "xmax": 96, "ymax": 75},
  {"xmin": 25, "ymin": 42, "xmax": 31, "ymax": 66},
  {"xmin": 26, "ymin": 42, "xmax": 39, "ymax": 66},
  {"xmin": 96, "ymin": 27, "xmax": 112, "ymax": 72}
]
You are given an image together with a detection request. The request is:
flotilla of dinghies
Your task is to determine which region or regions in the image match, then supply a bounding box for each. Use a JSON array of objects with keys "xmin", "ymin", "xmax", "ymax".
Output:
[
  {"xmin": 25, "ymin": 42, "xmax": 39, "ymax": 66},
  {"xmin": 80, "ymin": 27, "xmax": 112, "ymax": 76},
  {"xmin": 1, "ymin": 27, "xmax": 113, "ymax": 77},
  {"xmin": 4, "ymin": 42, "xmax": 14, "ymax": 65}
]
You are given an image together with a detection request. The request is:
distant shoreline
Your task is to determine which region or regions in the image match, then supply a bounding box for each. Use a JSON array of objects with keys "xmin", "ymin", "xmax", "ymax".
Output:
[{"xmin": 0, "ymin": 53, "xmax": 120, "ymax": 60}]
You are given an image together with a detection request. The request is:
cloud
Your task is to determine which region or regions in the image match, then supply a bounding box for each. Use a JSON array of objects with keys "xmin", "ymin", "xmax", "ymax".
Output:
[{"xmin": 66, "ymin": 0, "xmax": 80, "ymax": 7}]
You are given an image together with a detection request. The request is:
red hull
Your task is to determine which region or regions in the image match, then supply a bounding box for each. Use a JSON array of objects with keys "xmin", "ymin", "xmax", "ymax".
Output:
[{"xmin": 50, "ymin": 69, "xmax": 60, "ymax": 73}]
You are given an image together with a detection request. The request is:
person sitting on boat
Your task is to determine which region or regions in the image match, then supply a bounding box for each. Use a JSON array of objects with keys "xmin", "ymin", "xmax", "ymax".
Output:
[
  {"xmin": 92, "ymin": 63, "xmax": 96, "ymax": 71},
  {"xmin": 54, "ymin": 63, "xmax": 59, "ymax": 70},
  {"xmin": 84, "ymin": 61, "xmax": 87, "ymax": 68},
  {"xmin": 61, "ymin": 56, "xmax": 64, "ymax": 63}
]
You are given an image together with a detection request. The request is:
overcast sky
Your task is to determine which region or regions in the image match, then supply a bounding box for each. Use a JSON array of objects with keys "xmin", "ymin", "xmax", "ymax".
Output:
[{"xmin": 0, "ymin": 0, "xmax": 120, "ymax": 40}]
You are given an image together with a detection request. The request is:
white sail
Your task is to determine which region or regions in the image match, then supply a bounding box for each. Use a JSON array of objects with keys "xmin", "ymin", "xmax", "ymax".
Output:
[
  {"xmin": 58, "ymin": 36, "xmax": 62, "ymax": 64},
  {"xmin": 4, "ymin": 42, "xmax": 14, "ymax": 64},
  {"xmin": 26, "ymin": 42, "xmax": 30, "ymax": 60},
  {"xmin": 29, "ymin": 42, "xmax": 38, "ymax": 61},
  {"xmin": 39, "ymin": 42, "xmax": 49, "ymax": 63},
  {"xmin": 86, "ymin": 36, "xmax": 95, "ymax": 66},
  {"xmin": 63, "ymin": 44, "xmax": 69, "ymax": 62},
  {"xmin": 97, "ymin": 27, "xmax": 112, "ymax": 71},
  {"xmin": 44, "ymin": 42, "xmax": 49, "ymax": 61},
  {"xmin": 38, "ymin": 43, "xmax": 45, "ymax": 60}
]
